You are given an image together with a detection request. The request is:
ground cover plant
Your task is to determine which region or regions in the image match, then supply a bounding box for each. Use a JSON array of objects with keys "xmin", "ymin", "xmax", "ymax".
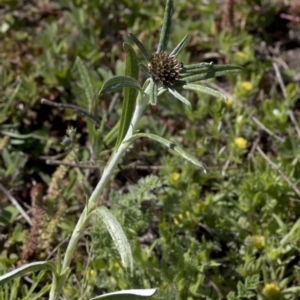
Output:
[{"xmin": 0, "ymin": 0, "xmax": 300, "ymax": 299}]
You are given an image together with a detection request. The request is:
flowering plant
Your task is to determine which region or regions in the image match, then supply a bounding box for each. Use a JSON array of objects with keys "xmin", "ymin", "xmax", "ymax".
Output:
[{"xmin": 0, "ymin": 0, "xmax": 241, "ymax": 299}]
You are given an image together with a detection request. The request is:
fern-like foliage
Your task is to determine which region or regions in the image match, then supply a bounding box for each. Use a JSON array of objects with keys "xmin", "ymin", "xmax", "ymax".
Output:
[
  {"xmin": 109, "ymin": 174, "xmax": 162, "ymax": 231},
  {"xmin": 227, "ymin": 274, "xmax": 260, "ymax": 300}
]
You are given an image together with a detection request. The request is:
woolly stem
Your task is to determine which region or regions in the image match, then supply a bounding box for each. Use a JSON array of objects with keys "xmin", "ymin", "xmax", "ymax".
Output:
[{"xmin": 49, "ymin": 84, "xmax": 150, "ymax": 300}]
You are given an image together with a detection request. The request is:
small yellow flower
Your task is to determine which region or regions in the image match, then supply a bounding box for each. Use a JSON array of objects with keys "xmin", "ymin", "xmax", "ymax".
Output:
[
  {"xmin": 171, "ymin": 172, "xmax": 180, "ymax": 181},
  {"xmin": 236, "ymin": 51, "xmax": 246, "ymax": 58},
  {"xmin": 250, "ymin": 234, "xmax": 265, "ymax": 250},
  {"xmin": 241, "ymin": 81, "xmax": 253, "ymax": 91},
  {"xmin": 263, "ymin": 283, "xmax": 280, "ymax": 299},
  {"xmin": 178, "ymin": 213, "xmax": 183, "ymax": 220},
  {"xmin": 89, "ymin": 269, "xmax": 95, "ymax": 276},
  {"xmin": 87, "ymin": 269, "xmax": 97, "ymax": 285},
  {"xmin": 225, "ymin": 97, "xmax": 233, "ymax": 108},
  {"xmin": 185, "ymin": 211, "xmax": 190, "ymax": 217},
  {"xmin": 173, "ymin": 218, "xmax": 179, "ymax": 225},
  {"xmin": 114, "ymin": 262, "xmax": 120, "ymax": 269},
  {"xmin": 234, "ymin": 137, "xmax": 247, "ymax": 149}
]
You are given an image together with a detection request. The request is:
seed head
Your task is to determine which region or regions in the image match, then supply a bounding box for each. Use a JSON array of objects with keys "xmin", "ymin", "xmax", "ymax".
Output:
[{"xmin": 148, "ymin": 52, "xmax": 183, "ymax": 86}]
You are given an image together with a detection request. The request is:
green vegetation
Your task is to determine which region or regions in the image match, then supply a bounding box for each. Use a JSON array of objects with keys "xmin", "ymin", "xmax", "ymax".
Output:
[{"xmin": 1, "ymin": 0, "xmax": 300, "ymax": 299}]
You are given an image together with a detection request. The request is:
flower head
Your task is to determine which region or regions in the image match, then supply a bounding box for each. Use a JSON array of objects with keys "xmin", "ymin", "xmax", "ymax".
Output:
[
  {"xmin": 234, "ymin": 137, "xmax": 247, "ymax": 149},
  {"xmin": 249, "ymin": 234, "xmax": 265, "ymax": 250},
  {"xmin": 148, "ymin": 52, "xmax": 183, "ymax": 86},
  {"xmin": 263, "ymin": 283, "xmax": 280, "ymax": 299}
]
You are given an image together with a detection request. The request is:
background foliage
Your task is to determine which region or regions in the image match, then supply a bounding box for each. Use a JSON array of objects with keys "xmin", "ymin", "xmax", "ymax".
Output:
[{"xmin": 1, "ymin": 0, "xmax": 300, "ymax": 299}]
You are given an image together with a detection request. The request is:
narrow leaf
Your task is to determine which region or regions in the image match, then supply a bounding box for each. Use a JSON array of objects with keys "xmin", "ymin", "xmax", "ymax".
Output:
[
  {"xmin": 128, "ymin": 33, "xmax": 150, "ymax": 62},
  {"xmin": 103, "ymin": 121, "xmax": 120, "ymax": 145},
  {"xmin": 167, "ymin": 87, "xmax": 192, "ymax": 108},
  {"xmin": 180, "ymin": 64, "xmax": 243, "ymax": 83},
  {"xmin": 182, "ymin": 83, "xmax": 227, "ymax": 100},
  {"xmin": 139, "ymin": 63, "xmax": 151, "ymax": 76},
  {"xmin": 95, "ymin": 207, "xmax": 133, "ymax": 274},
  {"xmin": 181, "ymin": 62, "xmax": 214, "ymax": 73},
  {"xmin": 157, "ymin": 0, "xmax": 173, "ymax": 53},
  {"xmin": 158, "ymin": 86, "xmax": 168, "ymax": 96},
  {"xmin": 90, "ymin": 289, "xmax": 157, "ymax": 300},
  {"xmin": 3, "ymin": 83, "xmax": 20, "ymax": 114},
  {"xmin": 0, "ymin": 261, "xmax": 56, "ymax": 285},
  {"xmin": 76, "ymin": 57, "xmax": 95, "ymax": 113},
  {"xmin": 115, "ymin": 43, "xmax": 139, "ymax": 148},
  {"xmin": 149, "ymin": 79, "xmax": 158, "ymax": 105},
  {"xmin": 99, "ymin": 76, "xmax": 141, "ymax": 95},
  {"xmin": 127, "ymin": 133, "xmax": 206, "ymax": 171},
  {"xmin": 170, "ymin": 35, "xmax": 190, "ymax": 57}
]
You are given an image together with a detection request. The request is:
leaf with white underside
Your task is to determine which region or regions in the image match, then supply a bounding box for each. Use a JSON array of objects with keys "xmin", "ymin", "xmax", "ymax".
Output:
[
  {"xmin": 90, "ymin": 289, "xmax": 157, "ymax": 300},
  {"xmin": 149, "ymin": 79, "xmax": 158, "ymax": 105},
  {"xmin": 167, "ymin": 87, "xmax": 192, "ymax": 108},
  {"xmin": 0, "ymin": 261, "xmax": 56, "ymax": 285},
  {"xmin": 126, "ymin": 133, "xmax": 206, "ymax": 172},
  {"xmin": 95, "ymin": 207, "xmax": 133, "ymax": 274}
]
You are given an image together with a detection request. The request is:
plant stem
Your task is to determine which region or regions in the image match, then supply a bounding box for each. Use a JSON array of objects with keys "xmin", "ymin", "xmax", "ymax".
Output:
[{"xmin": 49, "ymin": 84, "xmax": 150, "ymax": 300}]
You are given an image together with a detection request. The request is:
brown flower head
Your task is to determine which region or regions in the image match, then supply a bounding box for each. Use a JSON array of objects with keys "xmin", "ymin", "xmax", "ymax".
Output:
[{"xmin": 148, "ymin": 52, "xmax": 183, "ymax": 86}]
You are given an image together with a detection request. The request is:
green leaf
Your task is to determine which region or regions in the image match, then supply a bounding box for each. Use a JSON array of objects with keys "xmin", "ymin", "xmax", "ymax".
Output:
[
  {"xmin": 180, "ymin": 64, "xmax": 243, "ymax": 83},
  {"xmin": 95, "ymin": 207, "xmax": 133, "ymax": 274},
  {"xmin": 282, "ymin": 286, "xmax": 300, "ymax": 295},
  {"xmin": 170, "ymin": 35, "xmax": 190, "ymax": 57},
  {"xmin": 182, "ymin": 83, "xmax": 227, "ymax": 100},
  {"xmin": 149, "ymin": 79, "xmax": 158, "ymax": 105},
  {"xmin": 127, "ymin": 133, "xmax": 206, "ymax": 171},
  {"xmin": 227, "ymin": 292, "xmax": 238, "ymax": 300},
  {"xmin": 2, "ymin": 83, "xmax": 20, "ymax": 115},
  {"xmin": 103, "ymin": 121, "xmax": 120, "ymax": 145},
  {"xmin": 139, "ymin": 63, "xmax": 151, "ymax": 76},
  {"xmin": 157, "ymin": 0, "xmax": 173, "ymax": 53},
  {"xmin": 245, "ymin": 274, "xmax": 260, "ymax": 290},
  {"xmin": 128, "ymin": 33, "xmax": 150, "ymax": 62},
  {"xmin": 115, "ymin": 43, "xmax": 139, "ymax": 148},
  {"xmin": 0, "ymin": 261, "xmax": 56, "ymax": 285},
  {"xmin": 90, "ymin": 289, "xmax": 157, "ymax": 300},
  {"xmin": 99, "ymin": 76, "xmax": 142, "ymax": 95},
  {"xmin": 280, "ymin": 217, "xmax": 300, "ymax": 245},
  {"xmin": 181, "ymin": 62, "xmax": 214, "ymax": 73},
  {"xmin": 167, "ymin": 87, "xmax": 192, "ymax": 108},
  {"xmin": 75, "ymin": 57, "xmax": 95, "ymax": 113}
]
